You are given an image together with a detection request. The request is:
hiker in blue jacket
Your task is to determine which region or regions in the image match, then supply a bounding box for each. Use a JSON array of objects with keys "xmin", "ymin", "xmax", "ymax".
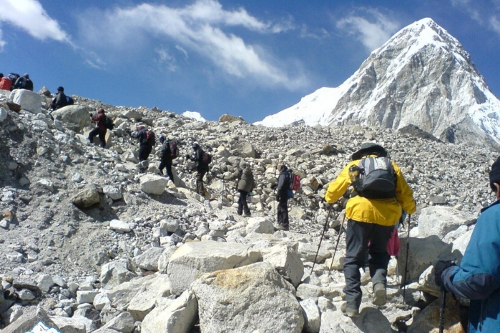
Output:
[{"xmin": 435, "ymin": 156, "xmax": 500, "ymax": 333}]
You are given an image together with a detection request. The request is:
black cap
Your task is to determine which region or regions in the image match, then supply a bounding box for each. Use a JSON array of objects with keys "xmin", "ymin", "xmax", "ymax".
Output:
[
  {"xmin": 351, "ymin": 142, "xmax": 388, "ymax": 160},
  {"xmin": 57, "ymin": 86, "xmax": 64, "ymax": 92},
  {"xmin": 489, "ymin": 156, "xmax": 500, "ymax": 191}
]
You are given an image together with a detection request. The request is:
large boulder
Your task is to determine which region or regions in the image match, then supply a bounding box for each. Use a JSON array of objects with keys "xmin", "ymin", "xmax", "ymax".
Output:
[
  {"xmin": 141, "ymin": 291, "xmax": 198, "ymax": 333},
  {"xmin": 319, "ymin": 307, "xmax": 394, "ymax": 332},
  {"xmin": 9, "ymin": 89, "xmax": 42, "ymax": 114},
  {"xmin": 100, "ymin": 259, "xmax": 137, "ymax": 289},
  {"xmin": 417, "ymin": 206, "xmax": 476, "ymax": 238},
  {"xmin": 51, "ymin": 104, "xmax": 93, "ymax": 132},
  {"xmin": 262, "ymin": 244, "xmax": 304, "ymax": 287},
  {"xmin": 140, "ymin": 174, "xmax": 168, "ymax": 195},
  {"xmin": 71, "ymin": 184, "xmax": 100, "ymax": 209},
  {"xmin": 167, "ymin": 241, "xmax": 261, "ymax": 295},
  {"xmin": 191, "ymin": 262, "xmax": 304, "ymax": 333},
  {"xmin": 127, "ymin": 274, "xmax": 172, "ymax": 321}
]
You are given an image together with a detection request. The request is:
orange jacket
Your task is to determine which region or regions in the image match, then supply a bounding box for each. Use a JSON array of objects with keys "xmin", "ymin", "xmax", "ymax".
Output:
[{"xmin": 0, "ymin": 77, "xmax": 12, "ymax": 91}]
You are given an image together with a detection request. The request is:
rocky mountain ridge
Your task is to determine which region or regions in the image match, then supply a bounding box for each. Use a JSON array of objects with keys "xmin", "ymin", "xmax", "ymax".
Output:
[
  {"xmin": 257, "ymin": 18, "xmax": 500, "ymax": 149},
  {"xmin": 0, "ymin": 87, "xmax": 496, "ymax": 332}
]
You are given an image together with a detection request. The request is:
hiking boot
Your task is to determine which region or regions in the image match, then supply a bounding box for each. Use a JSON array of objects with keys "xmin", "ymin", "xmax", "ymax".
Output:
[
  {"xmin": 243, "ymin": 213, "xmax": 251, "ymax": 217},
  {"xmin": 372, "ymin": 283, "xmax": 387, "ymax": 306},
  {"xmin": 340, "ymin": 302, "xmax": 359, "ymax": 318},
  {"xmin": 275, "ymin": 224, "xmax": 289, "ymax": 231}
]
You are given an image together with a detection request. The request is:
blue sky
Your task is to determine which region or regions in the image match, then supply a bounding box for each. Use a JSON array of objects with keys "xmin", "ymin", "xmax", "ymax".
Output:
[{"xmin": 1, "ymin": 0, "xmax": 500, "ymax": 123}]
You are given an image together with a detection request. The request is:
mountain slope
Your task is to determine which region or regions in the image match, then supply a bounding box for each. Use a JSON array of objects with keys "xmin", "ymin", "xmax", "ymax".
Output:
[{"xmin": 256, "ymin": 18, "xmax": 500, "ymax": 146}]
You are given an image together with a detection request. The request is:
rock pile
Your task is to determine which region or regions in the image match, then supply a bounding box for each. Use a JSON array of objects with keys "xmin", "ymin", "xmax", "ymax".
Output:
[{"xmin": 0, "ymin": 88, "xmax": 494, "ymax": 332}]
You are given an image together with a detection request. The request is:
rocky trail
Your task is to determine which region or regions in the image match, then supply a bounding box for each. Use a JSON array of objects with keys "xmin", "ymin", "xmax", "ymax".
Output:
[{"xmin": 0, "ymin": 87, "xmax": 495, "ymax": 332}]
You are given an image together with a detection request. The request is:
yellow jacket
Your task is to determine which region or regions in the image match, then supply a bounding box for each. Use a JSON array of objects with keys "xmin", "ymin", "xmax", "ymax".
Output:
[{"xmin": 325, "ymin": 157, "xmax": 416, "ymax": 226}]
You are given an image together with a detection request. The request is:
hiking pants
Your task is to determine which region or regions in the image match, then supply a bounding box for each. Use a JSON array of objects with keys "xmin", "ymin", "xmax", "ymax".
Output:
[
  {"xmin": 277, "ymin": 197, "xmax": 289, "ymax": 226},
  {"xmin": 139, "ymin": 145, "xmax": 152, "ymax": 162},
  {"xmin": 237, "ymin": 190, "xmax": 250, "ymax": 215},
  {"xmin": 196, "ymin": 168, "xmax": 208, "ymax": 195},
  {"xmin": 88, "ymin": 128, "xmax": 106, "ymax": 147},
  {"xmin": 343, "ymin": 219, "xmax": 394, "ymax": 309},
  {"xmin": 159, "ymin": 158, "xmax": 174, "ymax": 182}
]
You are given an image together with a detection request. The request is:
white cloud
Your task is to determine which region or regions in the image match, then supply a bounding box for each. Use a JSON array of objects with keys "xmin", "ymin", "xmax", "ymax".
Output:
[
  {"xmin": 175, "ymin": 45, "xmax": 189, "ymax": 61},
  {"xmin": 490, "ymin": 16, "xmax": 500, "ymax": 33},
  {"xmin": 77, "ymin": 0, "xmax": 306, "ymax": 90},
  {"xmin": 155, "ymin": 48, "xmax": 178, "ymax": 72},
  {"xmin": 0, "ymin": 0, "xmax": 69, "ymax": 47},
  {"xmin": 336, "ymin": 8, "xmax": 400, "ymax": 51},
  {"xmin": 0, "ymin": 30, "xmax": 6, "ymax": 51}
]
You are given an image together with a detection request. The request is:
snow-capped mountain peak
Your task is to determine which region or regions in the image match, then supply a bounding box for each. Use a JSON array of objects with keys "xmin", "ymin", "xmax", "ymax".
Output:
[{"xmin": 256, "ymin": 18, "xmax": 500, "ymax": 147}]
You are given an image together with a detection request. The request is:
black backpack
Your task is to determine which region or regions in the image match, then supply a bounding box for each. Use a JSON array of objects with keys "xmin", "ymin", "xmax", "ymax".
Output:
[
  {"xmin": 146, "ymin": 130, "xmax": 156, "ymax": 145},
  {"xmin": 105, "ymin": 116, "xmax": 114, "ymax": 130},
  {"xmin": 66, "ymin": 96, "xmax": 74, "ymax": 105},
  {"xmin": 160, "ymin": 140, "xmax": 179, "ymax": 159},
  {"xmin": 201, "ymin": 151, "xmax": 212, "ymax": 164},
  {"xmin": 349, "ymin": 156, "xmax": 396, "ymax": 199}
]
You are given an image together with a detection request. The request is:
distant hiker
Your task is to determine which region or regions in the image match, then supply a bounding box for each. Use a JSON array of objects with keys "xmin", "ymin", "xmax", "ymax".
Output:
[
  {"xmin": 132, "ymin": 126, "xmax": 155, "ymax": 172},
  {"xmin": 13, "ymin": 73, "xmax": 33, "ymax": 91},
  {"xmin": 50, "ymin": 86, "xmax": 73, "ymax": 110},
  {"xmin": 186, "ymin": 142, "xmax": 211, "ymax": 195},
  {"xmin": 272, "ymin": 164, "xmax": 293, "ymax": 231},
  {"xmin": 324, "ymin": 142, "xmax": 416, "ymax": 317},
  {"xmin": 0, "ymin": 73, "xmax": 11, "ymax": 91},
  {"xmin": 158, "ymin": 135, "xmax": 179, "ymax": 182},
  {"xmin": 227, "ymin": 161, "xmax": 255, "ymax": 217},
  {"xmin": 88, "ymin": 108, "xmax": 107, "ymax": 148},
  {"xmin": 435, "ymin": 156, "xmax": 500, "ymax": 333}
]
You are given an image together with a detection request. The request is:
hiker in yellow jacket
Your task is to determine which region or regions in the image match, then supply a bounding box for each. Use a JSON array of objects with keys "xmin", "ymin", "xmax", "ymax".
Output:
[{"xmin": 325, "ymin": 142, "xmax": 416, "ymax": 317}]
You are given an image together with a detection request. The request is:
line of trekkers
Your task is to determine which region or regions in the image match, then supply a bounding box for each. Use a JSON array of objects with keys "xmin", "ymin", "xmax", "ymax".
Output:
[{"xmin": 86, "ymin": 106, "xmax": 499, "ymax": 332}]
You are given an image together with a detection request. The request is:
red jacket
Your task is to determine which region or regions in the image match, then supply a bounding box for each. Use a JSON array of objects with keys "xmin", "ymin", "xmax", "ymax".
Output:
[
  {"xmin": 0, "ymin": 77, "xmax": 12, "ymax": 91},
  {"xmin": 91, "ymin": 113, "xmax": 107, "ymax": 132}
]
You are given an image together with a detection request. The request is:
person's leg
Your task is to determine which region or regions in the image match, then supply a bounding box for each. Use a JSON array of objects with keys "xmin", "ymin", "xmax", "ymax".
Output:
[
  {"xmin": 241, "ymin": 190, "xmax": 250, "ymax": 215},
  {"xmin": 277, "ymin": 199, "xmax": 287, "ymax": 225},
  {"xmin": 237, "ymin": 190, "xmax": 244, "ymax": 215},
  {"xmin": 196, "ymin": 168, "xmax": 207, "ymax": 194},
  {"xmin": 343, "ymin": 220, "xmax": 371, "ymax": 313},
  {"xmin": 368, "ymin": 224, "xmax": 393, "ymax": 284},
  {"xmin": 158, "ymin": 159, "xmax": 166, "ymax": 175},
  {"xmin": 166, "ymin": 159, "xmax": 174, "ymax": 182},
  {"xmin": 88, "ymin": 128, "xmax": 99, "ymax": 143},
  {"xmin": 98, "ymin": 130, "xmax": 106, "ymax": 147},
  {"xmin": 282, "ymin": 197, "xmax": 289, "ymax": 226},
  {"xmin": 138, "ymin": 145, "xmax": 147, "ymax": 161}
]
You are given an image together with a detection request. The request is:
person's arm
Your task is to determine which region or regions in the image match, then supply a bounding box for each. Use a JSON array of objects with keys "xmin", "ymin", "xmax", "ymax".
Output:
[
  {"xmin": 393, "ymin": 162, "xmax": 416, "ymax": 214},
  {"xmin": 441, "ymin": 210, "xmax": 500, "ymax": 300},
  {"xmin": 324, "ymin": 164, "xmax": 351, "ymax": 204}
]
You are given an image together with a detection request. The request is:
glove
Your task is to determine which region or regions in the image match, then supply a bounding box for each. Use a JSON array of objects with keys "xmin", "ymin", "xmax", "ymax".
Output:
[
  {"xmin": 271, "ymin": 183, "xmax": 277, "ymax": 190},
  {"xmin": 89, "ymin": 113, "xmax": 93, "ymax": 117},
  {"xmin": 434, "ymin": 260, "xmax": 456, "ymax": 288}
]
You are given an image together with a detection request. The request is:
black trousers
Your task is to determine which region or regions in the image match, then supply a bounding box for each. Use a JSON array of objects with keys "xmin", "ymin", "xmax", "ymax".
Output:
[
  {"xmin": 88, "ymin": 128, "xmax": 106, "ymax": 147},
  {"xmin": 237, "ymin": 190, "xmax": 250, "ymax": 215},
  {"xmin": 139, "ymin": 145, "xmax": 152, "ymax": 161},
  {"xmin": 159, "ymin": 158, "xmax": 174, "ymax": 181},
  {"xmin": 343, "ymin": 219, "xmax": 394, "ymax": 309},
  {"xmin": 196, "ymin": 168, "xmax": 208, "ymax": 195},
  {"xmin": 277, "ymin": 197, "xmax": 289, "ymax": 226}
]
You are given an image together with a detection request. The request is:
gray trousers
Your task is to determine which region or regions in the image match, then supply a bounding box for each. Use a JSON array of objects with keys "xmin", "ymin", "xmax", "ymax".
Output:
[{"xmin": 343, "ymin": 219, "xmax": 394, "ymax": 308}]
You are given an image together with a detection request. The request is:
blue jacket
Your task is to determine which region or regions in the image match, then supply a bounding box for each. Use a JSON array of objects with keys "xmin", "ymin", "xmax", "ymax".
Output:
[{"xmin": 441, "ymin": 199, "xmax": 500, "ymax": 333}]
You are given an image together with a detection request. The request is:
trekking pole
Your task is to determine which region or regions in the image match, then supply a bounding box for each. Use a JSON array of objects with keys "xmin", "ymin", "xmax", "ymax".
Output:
[
  {"xmin": 310, "ymin": 204, "xmax": 334, "ymax": 275},
  {"xmin": 402, "ymin": 214, "xmax": 412, "ymax": 304},
  {"xmin": 328, "ymin": 212, "xmax": 346, "ymax": 273},
  {"xmin": 439, "ymin": 288, "xmax": 447, "ymax": 333}
]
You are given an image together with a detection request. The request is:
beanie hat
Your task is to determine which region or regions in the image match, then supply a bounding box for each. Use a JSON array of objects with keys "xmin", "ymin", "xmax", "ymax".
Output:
[
  {"xmin": 97, "ymin": 108, "xmax": 105, "ymax": 114},
  {"xmin": 57, "ymin": 86, "xmax": 64, "ymax": 92},
  {"xmin": 489, "ymin": 156, "xmax": 500, "ymax": 191}
]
